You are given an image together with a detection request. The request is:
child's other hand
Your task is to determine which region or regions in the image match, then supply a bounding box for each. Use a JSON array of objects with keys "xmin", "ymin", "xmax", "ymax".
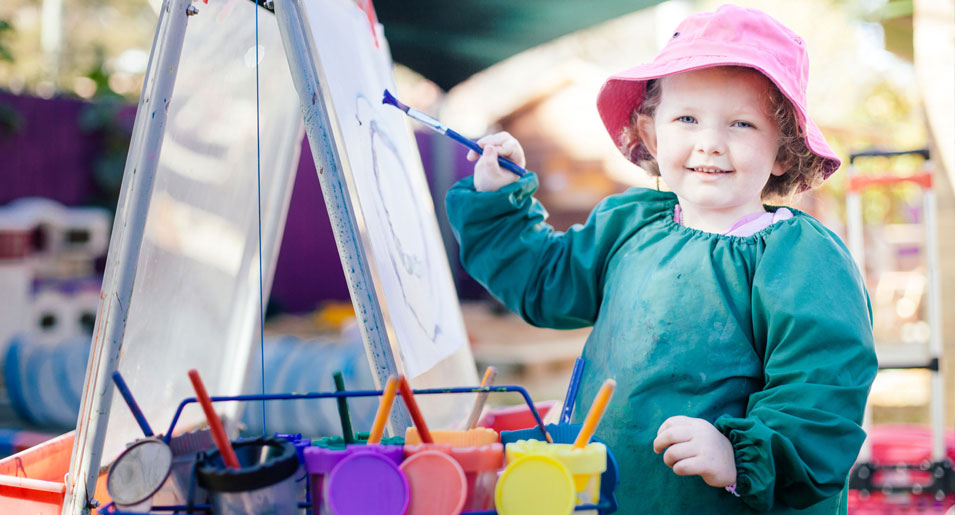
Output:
[
  {"xmin": 653, "ymin": 415, "xmax": 737, "ymax": 488},
  {"xmin": 468, "ymin": 132, "xmax": 525, "ymax": 192}
]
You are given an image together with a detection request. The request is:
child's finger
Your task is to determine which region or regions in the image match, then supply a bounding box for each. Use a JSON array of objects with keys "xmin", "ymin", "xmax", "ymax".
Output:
[
  {"xmin": 477, "ymin": 131, "xmax": 513, "ymax": 146},
  {"xmin": 657, "ymin": 415, "xmax": 693, "ymax": 434},
  {"xmin": 662, "ymin": 441, "xmax": 696, "ymax": 468},
  {"xmin": 467, "ymin": 149, "xmax": 480, "ymax": 161},
  {"xmin": 652, "ymin": 425, "xmax": 692, "ymax": 453},
  {"xmin": 496, "ymin": 139, "xmax": 526, "ymax": 167},
  {"xmin": 670, "ymin": 456, "xmax": 707, "ymax": 477},
  {"xmin": 478, "ymin": 145, "xmax": 500, "ymax": 168}
]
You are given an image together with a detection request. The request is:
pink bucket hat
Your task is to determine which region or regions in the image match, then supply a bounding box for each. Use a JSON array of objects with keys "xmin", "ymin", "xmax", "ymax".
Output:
[{"xmin": 596, "ymin": 4, "xmax": 841, "ymax": 178}]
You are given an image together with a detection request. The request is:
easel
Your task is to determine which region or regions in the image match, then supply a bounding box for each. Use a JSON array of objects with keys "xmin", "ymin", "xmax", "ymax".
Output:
[{"xmin": 60, "ymin": 0, "xmax": 478, "ymax": 512}]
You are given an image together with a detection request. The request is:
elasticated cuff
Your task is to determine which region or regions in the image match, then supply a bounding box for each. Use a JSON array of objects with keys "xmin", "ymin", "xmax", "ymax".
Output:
[
  {"xmin": 447, "ymin": 173, "xmax": 539, "ymax": 219},
  {"xmin": 715, "ymin": 414, "xmax": 774, "ymax": 512}
]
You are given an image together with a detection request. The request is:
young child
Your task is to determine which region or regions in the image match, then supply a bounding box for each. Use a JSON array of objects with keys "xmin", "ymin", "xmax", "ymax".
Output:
[{"xmin": 446, "ymin": 5, "xmax": 877, "ymax": 513}]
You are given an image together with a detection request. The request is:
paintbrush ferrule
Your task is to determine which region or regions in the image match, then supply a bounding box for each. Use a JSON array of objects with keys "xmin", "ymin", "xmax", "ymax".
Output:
[{"xmin": 405, "ymin": 108, "xmax": 446, "ymax": 133}]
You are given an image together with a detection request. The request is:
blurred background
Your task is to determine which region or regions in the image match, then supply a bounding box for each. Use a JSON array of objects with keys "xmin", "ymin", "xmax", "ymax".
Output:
[{"xmin": 0, "ymin": 0, "xmax": 952, "ymax": 508}]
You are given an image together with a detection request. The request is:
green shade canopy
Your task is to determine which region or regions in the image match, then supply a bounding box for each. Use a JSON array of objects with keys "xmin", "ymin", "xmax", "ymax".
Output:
[{"xmin": 374, "ymin": 1, "xmax": 665, "ymax": 90}]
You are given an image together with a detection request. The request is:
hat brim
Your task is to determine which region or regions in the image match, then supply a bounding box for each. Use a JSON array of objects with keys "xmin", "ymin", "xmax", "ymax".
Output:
[{"xmin": 596, "ymin": 55, "xmax": 841, "ymax": 179}]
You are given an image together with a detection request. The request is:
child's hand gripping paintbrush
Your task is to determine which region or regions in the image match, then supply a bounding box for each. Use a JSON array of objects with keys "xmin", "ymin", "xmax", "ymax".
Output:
[{"xmin": 382, "ymin": 89, "xmax": 530, "ymax": 177}]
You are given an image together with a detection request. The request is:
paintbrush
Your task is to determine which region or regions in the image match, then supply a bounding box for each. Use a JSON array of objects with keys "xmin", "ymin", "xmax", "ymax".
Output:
[
  {"xmin": 333, "ymin": 371, "xmax": 355, "ymax": 443},
  {"xmin": 397, "ymin": 375, "xmax": 433, "ymax": 444},
  {"xmin": 573, "ymin": 378, "xmax": 615, "ymax": 449},
  {"xmin": 367, "ymin": 376, "xmax": 399, "ymax": 444},
  {"xmin": 187, "ymin": 369, "xmax": 240, "ymax": 469},
  {"xmin": 559, "ymin": 357, "xmax": 585, "ymax": 425},
  {"xmin": 382, "ymin": 89, "xmax": 529, "ymax": 177},
  {"xmin": 465, "ymin": 366, "xmax": 497, "ymax": 429},
  {"xmin": 112, "ymin": 371, "xmax": 154, "ymax": 437}
]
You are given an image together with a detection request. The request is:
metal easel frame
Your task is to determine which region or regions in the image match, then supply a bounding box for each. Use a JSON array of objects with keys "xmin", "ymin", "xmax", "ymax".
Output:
[{"xmin": 63, "ymin": 1, "xmax": 195, "ymax": 512}]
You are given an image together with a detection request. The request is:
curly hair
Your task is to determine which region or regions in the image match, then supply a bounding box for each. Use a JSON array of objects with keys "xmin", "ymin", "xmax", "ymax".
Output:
[{"xmin": 617, "ymin": 67, "xmax": 830, "ymax": 200}]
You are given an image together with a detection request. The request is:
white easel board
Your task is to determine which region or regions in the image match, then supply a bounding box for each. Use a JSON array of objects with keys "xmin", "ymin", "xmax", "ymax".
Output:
[{"xmin": 273, "ymin": 0, "xmax": 479, "ymax": 430}]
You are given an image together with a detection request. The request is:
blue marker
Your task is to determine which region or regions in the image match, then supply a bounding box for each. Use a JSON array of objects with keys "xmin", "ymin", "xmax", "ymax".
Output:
[{"xmin": 382, "ymin": 89, "xmax": 529, "ymax": 177}]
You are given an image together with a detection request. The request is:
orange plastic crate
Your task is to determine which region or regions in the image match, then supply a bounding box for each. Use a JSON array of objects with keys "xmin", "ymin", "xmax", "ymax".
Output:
[{"xmin": 0, "ymin": 431, "xmax": 111, "ymax": 514}]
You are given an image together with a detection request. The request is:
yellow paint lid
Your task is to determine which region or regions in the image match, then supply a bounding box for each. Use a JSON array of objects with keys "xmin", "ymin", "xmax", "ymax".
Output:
[{"xmin": 495, "ymin": 454, "xmax": 575, "ymax": 515}]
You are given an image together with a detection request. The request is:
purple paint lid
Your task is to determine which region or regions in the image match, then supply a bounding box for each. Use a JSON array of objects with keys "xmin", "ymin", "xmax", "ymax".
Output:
[{"xmin": 325, "ymin": 452, "xmax": 409, "ymax": 515}]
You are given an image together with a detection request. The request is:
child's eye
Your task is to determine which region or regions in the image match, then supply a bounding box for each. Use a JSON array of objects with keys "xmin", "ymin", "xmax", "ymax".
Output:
[
  {"xmin": 732, "ymin": 120, "xmax": 755, "ymax": 128},
  {"xmin": 677, "ymin": 115, "xmax": 696, "ymax": 123}
]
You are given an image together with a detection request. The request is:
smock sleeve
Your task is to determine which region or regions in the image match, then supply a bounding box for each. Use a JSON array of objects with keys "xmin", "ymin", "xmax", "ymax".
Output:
[
  {"xmin": 445, "ymin": 173, "xmax": 657, "ymax": 329},
  {"xmin": 713, "ymin": 220, "xmax": 878, "ymax": 511}
]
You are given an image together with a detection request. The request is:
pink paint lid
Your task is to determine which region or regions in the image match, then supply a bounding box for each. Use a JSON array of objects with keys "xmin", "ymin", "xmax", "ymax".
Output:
[{"xmin": 399, "ymin": 450, "xmax": 467, "ymax": 515}]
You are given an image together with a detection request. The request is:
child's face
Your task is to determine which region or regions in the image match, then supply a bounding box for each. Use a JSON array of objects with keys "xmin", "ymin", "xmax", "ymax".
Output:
[{"xmin": 638, "ymin": 67, "xmax": 785, "ymax": 226}]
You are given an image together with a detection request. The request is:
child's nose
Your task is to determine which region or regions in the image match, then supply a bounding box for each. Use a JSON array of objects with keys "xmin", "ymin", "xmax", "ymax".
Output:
[{"xmin": 695, "ymin": 129, "xmax": 726, "ymax": 155}]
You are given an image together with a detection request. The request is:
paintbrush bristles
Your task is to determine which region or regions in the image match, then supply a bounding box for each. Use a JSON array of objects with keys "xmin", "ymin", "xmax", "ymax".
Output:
[{"xmin": 381, "ymin": 89, "xmax": 410, "ymax": 113}]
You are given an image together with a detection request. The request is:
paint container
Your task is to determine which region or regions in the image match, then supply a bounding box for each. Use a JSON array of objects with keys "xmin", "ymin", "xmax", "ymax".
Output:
[
  {"xmin": 399, "ymin": 449, "xmax": 466, "ymax": 515},
  {"xmin": 404, "ymin": 441, "xmax": 503, "ymax": 511},
  {"xmin": 501, "ymin": 423, "xmax": 619, "ymax": 512},
  {"xmin": 275, "ymin": 433, "xmax": 309, "ymax": 514},
  {"xmin": 315, "ymin": 433, "xmax": 404, "ymax": 447},
  {"xmin": 195, "ymin": 436, "xmax": 300, "ymax": 515},
  {"xmin": 303, "ymin": 441, "xmax": 404, "ymax": 515},
  {"xmin": 505, "ymin": 439, "xmax": 606, "ymax": 511},
  {"xmin": 320, "ymin": 447, "xmax": 408, "ymax": 515},
  {"xmin": 403, "ymin": 427, "xmax": 498, "ymax": 446},
  {"xmin": 495, "ymin": 454, "xmax": 576, "ymax": 515},
  {"xmin": 157, "ymin": 429, "xmax": 214, "ymax": 506},
  {"xmin": 476, "ymin": 401, "xmax": 557, "ymax": 433}
]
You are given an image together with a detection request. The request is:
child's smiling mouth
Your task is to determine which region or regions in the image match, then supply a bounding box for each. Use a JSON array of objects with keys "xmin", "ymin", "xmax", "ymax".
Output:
[{"xmin": 687, "ymin": 166, "xmax": 731, "ymax": 174}]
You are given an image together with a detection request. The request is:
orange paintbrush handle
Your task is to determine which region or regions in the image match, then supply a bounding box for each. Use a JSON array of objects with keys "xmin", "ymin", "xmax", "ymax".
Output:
[
  {"xmin": 188, "ymin": 369, "xmax": 240, "ymax": 469},
  {"xmin": 367, "ymin": 376, "xmax": 399, "ymax": 444},
  {"xmin": 573, "ymin": 378, "xmax": 616, "ymax": 449}
]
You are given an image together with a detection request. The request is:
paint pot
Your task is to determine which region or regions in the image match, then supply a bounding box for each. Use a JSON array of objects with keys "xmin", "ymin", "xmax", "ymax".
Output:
[
  {"xmin": 505, "ymin": 439, "xmax": 606, "ymax": 511},
  {"xmin": 501, "ymin": 423, "xmax": 619, "ymax": 512},
  {"xmin": 106, "ymin": 438, "xmax": 174, "ymax": 513},
  {"xmin": 161, "ymin": 429, "xmax": 214, "ymax": 506},
  {"xmin": 275, "ymin": 433, "xmax": 309, "ymax": 514},
  {"xmin": 399, "ymin": 449, "xmax": 466, "ymax": 515},
  {"xmin": 313, "ymin": 434, "xmax": 404, "ymax": 447},
  {"xmin": 195, "ymin": 436, "xmax": 300, "ymax": 515},
  {"xmin": 322, "ymin": 449, "xmax": 408, "ymax": 515},
  {"xmin": 404, "ymin": 440, "xmax": 503, "ymax": 511},
  {"xmin": 495, "ymin": 454, "xmax": 576, "ymax": 515},
  {"xmin": 403, "ymin": 427, "xmax": 498, "ymax": 446},
  {"xmin": 303, "ymin": 442, "xmax": 403, "ymax": 515}
]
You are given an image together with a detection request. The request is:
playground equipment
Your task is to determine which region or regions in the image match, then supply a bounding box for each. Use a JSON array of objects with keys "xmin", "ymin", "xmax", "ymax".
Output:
[{"xmin": 845, "ymin": 149, "xmax": 954, "ymax": 509}]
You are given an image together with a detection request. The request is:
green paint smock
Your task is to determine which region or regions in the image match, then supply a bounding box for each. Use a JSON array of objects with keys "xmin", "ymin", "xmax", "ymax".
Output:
[{"xmin": 446, "ymin": 173, "xmax": 877, "ymax": 513}]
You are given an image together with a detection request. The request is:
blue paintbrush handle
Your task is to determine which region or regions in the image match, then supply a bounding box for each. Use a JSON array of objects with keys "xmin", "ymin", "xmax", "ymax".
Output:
[
  {"xmin": 112, "ymin": 371, "xmax": 154, "ymax": 437},
  {"xmin": 560, "ymin": 357, "xmax": 586, "ymax": 424},
  {"xmin": 445, "ymin": 128, "xmax": 528, "ymax": 177}
]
